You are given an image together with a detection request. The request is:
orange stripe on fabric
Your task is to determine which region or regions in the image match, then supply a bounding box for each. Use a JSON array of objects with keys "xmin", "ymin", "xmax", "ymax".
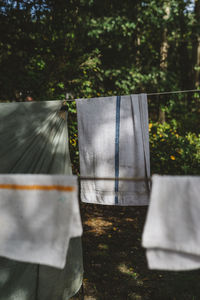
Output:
[{"xmin": 0, "ymin": 184, "xmax": 75, "ymax": 192}]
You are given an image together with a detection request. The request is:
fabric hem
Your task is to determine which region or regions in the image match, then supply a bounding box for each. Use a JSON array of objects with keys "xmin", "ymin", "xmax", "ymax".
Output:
[
  {"xmin": 81, "ymin": 192, "xmax": 149, "ymax": 206},
  {"xmin": 67, "ymin": 273, "xmax": 83, "ymax": 300}
]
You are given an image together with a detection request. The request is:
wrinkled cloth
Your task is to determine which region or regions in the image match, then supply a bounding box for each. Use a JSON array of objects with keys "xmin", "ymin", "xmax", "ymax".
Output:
[
  {"xmin": 142, "ymin": 175, "xmax": 200, "ymax": 271},
  {"xmin": 0, "ymin": 101, "xmax": 83, "ymax": 300},
  {"xmin": 76, "ymin": 94, "xmax": 150, "ymax": 206},
  {"xmin": 0, "ymin": 101, "xmax": 72, "ymax": 174},
  {"xmin": 0, "ymin": 174, "xmax": 82, "ymax": 269}
]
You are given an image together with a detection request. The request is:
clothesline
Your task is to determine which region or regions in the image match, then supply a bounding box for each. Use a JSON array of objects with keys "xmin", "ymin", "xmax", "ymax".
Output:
[
  {"xmin": 77, "ymin": 176, "xmax": 151, "ymax": 181},
  {"xmin": 62, "ymin": 89, "xmax": 200, "ymax": 102},
  {"xmin": 147, "ymin": 88, "xmax": 200, "ymax": 96}
]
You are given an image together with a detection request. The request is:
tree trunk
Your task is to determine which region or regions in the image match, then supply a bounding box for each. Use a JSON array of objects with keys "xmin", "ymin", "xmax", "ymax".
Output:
[
  {"xmin": 178, "ymin": 1, "xmax": 191, "ymax": 89},
  {"xmin": 194, "ymin": 0, "xmax": 200, "ymax": 88},
  {"xmin": 136, "ymin": 36, "xmax": 141, "ymax": 67},
  {"xmin": 160, "ymin": 6, "xmax": 170, "ymax": 71},
  {"xmin": 159, "ymin": 4, "xmax": 170, "ymax": 123}
]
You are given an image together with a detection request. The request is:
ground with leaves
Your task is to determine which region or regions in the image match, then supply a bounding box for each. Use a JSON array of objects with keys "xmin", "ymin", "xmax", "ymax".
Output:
[{"xmin": 70, "ymin": 204, "xmax": 200, "ymax": 300}]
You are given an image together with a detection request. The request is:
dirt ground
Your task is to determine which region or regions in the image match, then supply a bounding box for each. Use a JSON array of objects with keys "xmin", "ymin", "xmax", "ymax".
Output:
[{"xmin": 70, "ymin": 203, "xmax": 200, "ymax": 300}]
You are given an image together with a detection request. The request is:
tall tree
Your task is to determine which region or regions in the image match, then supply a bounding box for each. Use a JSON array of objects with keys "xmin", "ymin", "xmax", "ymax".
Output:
[
  {"xmin": 194, "ymin": 0, "xmax": 200, "ymax": 87},
  {"xmin": 0, "ymin": 0, "xmax": 198, "ymax": 101},
  {"xmin": 159, "ymin": 2, "xmax": 170, "ymax": 123}
]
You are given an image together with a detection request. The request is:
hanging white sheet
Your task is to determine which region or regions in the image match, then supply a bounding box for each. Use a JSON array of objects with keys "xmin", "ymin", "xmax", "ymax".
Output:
[{"xmin": 76, "ymin": 94, "xmax": 150, "ymax": 206}]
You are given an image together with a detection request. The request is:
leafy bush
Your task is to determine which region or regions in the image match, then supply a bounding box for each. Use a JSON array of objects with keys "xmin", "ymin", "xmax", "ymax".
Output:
[
  {"xmin": 149, "ymin": 121, "xmax": 200, "ymax": 175},
  {"xmin": 67, "ymin": 103, "xmax": 79, "ymax": 174}
]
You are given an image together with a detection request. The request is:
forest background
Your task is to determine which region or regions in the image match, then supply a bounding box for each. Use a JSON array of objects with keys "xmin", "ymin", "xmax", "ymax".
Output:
[
  {"xmin": 0, "ymin": 0, "xmax": 200, "ymax": 174},
  {"xmin": 0, "ymin": 1, "xmax": 200, "ymax": 299}
]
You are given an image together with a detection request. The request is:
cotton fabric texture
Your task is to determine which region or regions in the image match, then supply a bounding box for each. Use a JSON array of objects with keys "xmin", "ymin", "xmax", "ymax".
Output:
[
  {"xmin": 0, "ymin": 174, "xmax": 82, "ymax": 269},
  {"xmin": 0, "ymin": 101, "xmax": 83, "ymax": 300},
  {"xmin": 0, "ymin": 101, "xmax": 71, "ymax": 174},
  {"xmin": 142, "ymin": 175, "xmax": 200, "ymax": 271},
  {"xmin": 76, "ymin": 94, "xmax": 150, "ymax": 206}
]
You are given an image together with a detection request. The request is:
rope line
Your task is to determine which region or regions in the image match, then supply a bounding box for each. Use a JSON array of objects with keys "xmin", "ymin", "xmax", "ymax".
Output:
[{"xmin": 61, "ymin": 89, "xmax": 200, "ymax": 102}]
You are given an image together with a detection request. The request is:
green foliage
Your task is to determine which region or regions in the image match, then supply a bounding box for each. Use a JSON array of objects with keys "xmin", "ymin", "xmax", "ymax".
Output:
[
  {"xmin": 0, "ymin": 0, "xmax": 199, "ymax": 100},
  {"xmin": 68, "ymin": 49, "xmax": 104, "ymax": 98},
  {"xmin": 67, "ymin": 102, "xmax": 79, "ymax": 174},
  {"xmin": 149, "ymin": 121, "xmax": 200, "ymax": 175},
  {"xmin": 0, "ymin": 0, "xmax": 199, "ymax": 176},
  {"xmin": 164, "ymin": 93, "xmax": 200, "ymax": 134}
]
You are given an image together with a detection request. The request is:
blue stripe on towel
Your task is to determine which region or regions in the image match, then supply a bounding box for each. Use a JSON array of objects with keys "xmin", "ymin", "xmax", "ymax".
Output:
[{"xmin": 115, "ymin": 95, "xmax": 121, "ymax": 204}]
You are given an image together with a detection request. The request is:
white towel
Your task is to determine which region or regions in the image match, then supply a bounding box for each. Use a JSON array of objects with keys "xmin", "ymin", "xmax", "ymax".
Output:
[
  {"xmin": 76, "ymin": 94, "xmax": 150, "ymax": 206},
  {"xmin": 142, "ymin": 175, "xmax": 200, "ymax": 271},
  {"xmin": 0, "ymin": 174, "xmax": 82, "ymax": 269}
]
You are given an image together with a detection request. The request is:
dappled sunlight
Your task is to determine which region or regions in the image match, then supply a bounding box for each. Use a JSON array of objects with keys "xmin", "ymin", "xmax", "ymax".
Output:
[
  {"xmin": 84, "ymin": 217, "xmax": 113, "ymax": 235},
  {"xmin": 98, "ymin": 243, "xmax": 109, "ymax": 250},
  {"xmin": 118, "ymin": 263, "xmax": 138, "ymax": 279},
  {"xmin": 75, "ymin": 199, "xmax": 200, "ymax": 299},
  {"xmin": 0, "ymin": 101, "xmax": 82, "ymax": 300},
  {"xmin": 118, "ymin": 263, "xmax": 144, "ymax": 287}
]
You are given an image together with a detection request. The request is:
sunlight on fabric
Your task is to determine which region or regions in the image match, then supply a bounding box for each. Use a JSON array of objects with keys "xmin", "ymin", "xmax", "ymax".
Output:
[{"xmin": 0, "ymin": 184, "xmax": 75, "ymax": 192}]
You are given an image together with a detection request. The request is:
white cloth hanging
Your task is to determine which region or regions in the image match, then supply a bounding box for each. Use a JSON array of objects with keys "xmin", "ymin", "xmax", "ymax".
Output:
[
  {"xmin": 142, "ymin": 175, "xmax": 200, "ymax": 271},
  {"xmin": 0, "ymin": 174, "xmax": 82, "ymax": 269},
  {"xmin": 0, "ymin": 100, "xmax": 83, "ymax": 300},
  {"xmin": 76, "ymin": 94, "xmax": 150, "ymax": 206}
]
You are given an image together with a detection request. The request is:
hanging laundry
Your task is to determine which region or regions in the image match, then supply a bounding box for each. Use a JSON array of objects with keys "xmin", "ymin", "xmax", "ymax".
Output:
[
  {"xmin": 0, "ymin": 101, "xmax": 83, "ymax": 300},
  {"xmin": 142, "ymin": 175, "xmax": 200, "ymax": 271},
  {"xmin": 0, "ymin": 101, "xmax": 72, "ymax": 174},
  {"xmin": 76, "ymin": 94, "xmax": 150, "ymax": 206},
  {"xmin": 0, "ymin": 174, "xmax": 82, "ymax": 269}
]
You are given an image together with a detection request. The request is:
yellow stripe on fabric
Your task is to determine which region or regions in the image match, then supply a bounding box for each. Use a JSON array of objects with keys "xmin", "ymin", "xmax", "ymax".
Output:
[{"xmin": 0, "ymin": 184, "xmax": 75, "ymax": 192}]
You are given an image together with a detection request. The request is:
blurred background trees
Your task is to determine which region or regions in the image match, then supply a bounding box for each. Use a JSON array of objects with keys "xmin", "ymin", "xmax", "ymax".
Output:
[
  {"xmin": 1, "ymin": 0, "xmax": 199, "ymax": 100},
  {"xmin": 0, "ymin": 0, "xmax": 200, "ymax": 174}
]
